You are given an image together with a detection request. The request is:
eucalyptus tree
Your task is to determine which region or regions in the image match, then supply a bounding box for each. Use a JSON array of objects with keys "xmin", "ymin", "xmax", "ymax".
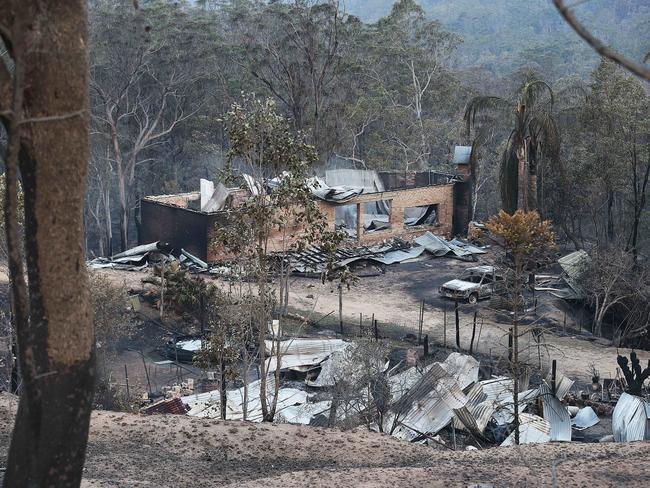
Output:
[
  {"xmin": 89, "ymin": 0, "xmax": 226, "ymax": 252},
  {"xmin": 579, "ymin": 60, "xmax": 649, "ymax": 252},
  {"xmin": 464, "ymin": 77, "xmax": 560, "ymax": 213},
  {"xmin": 227, "ymin": 0, "xmax": 359, "ymax": 160},
  {"xmin": 1, "ymin": 1, "xmax": 94, "ymax": 485},
  {"xmin": 358, "ymin": 0, "xmax": 461, "ymax": 170},
  {"xmin": 212, "ymin": 95, "xmax": 343, "ymax": 421}
]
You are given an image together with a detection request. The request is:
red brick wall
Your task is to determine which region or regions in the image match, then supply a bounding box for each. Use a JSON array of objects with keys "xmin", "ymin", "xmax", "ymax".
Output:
[
  {"xmin": 206, "ymin": 183, "xmax": 456, "ymax": 261},
  {"xmin": 143, "ymin": 192, "xmax": 200, "ymax": 209},
  {"xmin": 348, "ymin": 184, "xmax": 454, "ymax": 245}
]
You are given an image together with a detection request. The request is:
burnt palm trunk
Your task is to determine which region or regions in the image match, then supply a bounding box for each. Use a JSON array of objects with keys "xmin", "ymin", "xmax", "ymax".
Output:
[{"xmin": 516, "ymin": 144, "xmax": 528, "ymax": 211}]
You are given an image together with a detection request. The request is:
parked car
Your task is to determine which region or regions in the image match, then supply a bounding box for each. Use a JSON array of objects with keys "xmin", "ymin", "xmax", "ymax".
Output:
[{"xmin": 439, "ymin": 265, "xmax": 505, "ymax": 304}]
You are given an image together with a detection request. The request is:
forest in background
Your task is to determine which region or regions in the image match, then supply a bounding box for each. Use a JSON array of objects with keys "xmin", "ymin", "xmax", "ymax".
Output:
[{"xmin": 86, "ymin": 0, "xmax": 650, "ymax": 262}]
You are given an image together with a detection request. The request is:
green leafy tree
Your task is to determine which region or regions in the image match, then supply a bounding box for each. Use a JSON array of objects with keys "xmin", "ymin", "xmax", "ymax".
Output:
[
  {"xmin": 212, "ymin": 94, "xmax": 343, "ymax": 421},
  {"xmin": 193, "ymin": 288, "xmax": 256, "ymax": 420}
]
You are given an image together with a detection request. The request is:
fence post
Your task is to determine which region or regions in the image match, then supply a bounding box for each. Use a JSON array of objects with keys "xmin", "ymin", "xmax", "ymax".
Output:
[
  {"xmin": 338, "ymin": 284, "xmax": 343, "ymax": 336},
  {"xmin": 124, "ymin": 364, "xmax": 131, "ymax": 405},
  {"xmin": 551, "ymin": 359, "xmax": 557, "ymax": 397},
  {"xmin": 443, "ymin": 304, "xmax": 447, "ymax": 349},
  {"xmin": 454, "ymin": 300, "xmax": 460, "ymax": 349}
]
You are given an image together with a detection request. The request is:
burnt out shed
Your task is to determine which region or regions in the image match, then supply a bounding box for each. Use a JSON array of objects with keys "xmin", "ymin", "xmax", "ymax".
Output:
[{"xmin": 139, "ymin": 192, "xmax": 228, "ymax": 262}]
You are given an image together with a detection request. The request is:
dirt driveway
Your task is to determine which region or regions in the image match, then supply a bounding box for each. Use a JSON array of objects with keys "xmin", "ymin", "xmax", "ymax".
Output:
[
  {"xmin": 93, "ymin": 259, "xmax": 649, "ymax": 384},
  {"xmin": 285, "ymin": 257, "xmax": 650, "ymax": 384}
]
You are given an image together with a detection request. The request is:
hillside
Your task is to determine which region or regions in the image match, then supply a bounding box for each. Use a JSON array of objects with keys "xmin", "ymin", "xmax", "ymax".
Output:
[
  {"xmin": 344, "ymin": 0, "xmax": 650, "ymax": 79},
  {"xmin": 2, "ymin": 394, "xmax": 650, "ymax": 487}
]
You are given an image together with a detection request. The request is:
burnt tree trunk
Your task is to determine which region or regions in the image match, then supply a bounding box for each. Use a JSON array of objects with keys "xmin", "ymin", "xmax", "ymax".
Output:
[
  {"xmin": 220, "ymin": 355, "xmax": 227, "ymax": 420},
  {"xmin": 1, "ymin": 2, "xmax": 95, "ymax": 487}
]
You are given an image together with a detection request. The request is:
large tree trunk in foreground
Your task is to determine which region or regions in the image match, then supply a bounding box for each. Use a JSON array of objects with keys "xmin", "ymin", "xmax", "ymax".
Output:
[{"xmin": 1, "ymin": 2, "xmax": 94, "ymax": 487}]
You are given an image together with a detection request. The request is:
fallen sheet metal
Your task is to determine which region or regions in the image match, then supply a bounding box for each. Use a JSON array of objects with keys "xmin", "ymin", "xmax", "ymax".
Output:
[
  {"xmin": 500, "ymin": 413, "xmax": 551, "ymax": 446},
  {"xmin": 200, "ymin": 179, "xmax": 229, "ymax": 212},
  {"xmin": 307, "ymin": 345, "xmax": 387, "ymax": 388},
  {"xmin": 545, "ymin": 370, "xmax": 574, "ymax": 399},
  {"xmin": 278, "ymin": 243, "xmax": 409, "ymax": 274},
  {"xmin": 265, "ymin": 338, "xmax": 348, "ymax": 357},
  {"xmin": 242, "ymin": 173, "xmax": 263, "ymax": 196},
  {"xmin": 111, "ymin": 241, "xmax": 171, "ymax": 259},
  {"xmin": 385, "ymin": 361, "xmax": 468, "ymax": 441},
  {"xmin": 180, "ymin": 248, "xmax": 209, "ymax": 270},
  {"xmin": 277, "ymin": 400, "xmax": 332, "ymax": 425},
  {"xmin": 572, "ymin": 406, "xmax": 600, "ymax": 430},
  {"xmin": 612, "ymin": 392, "xmax": 650, "ymax": 442},
  {"xmin": 558, "ymin": 250, "xmax": 590, "ymax": 299},
  {"xmin": 441, "ymin": 352, "xmax": 479, "ymax": 389},
  {"xmin": 368, "ymin": 246, "xmax": 426, "ymax": 265},
  {"xmin": 183, "ymin": 377, "xmax": 308, "ymax": 422},
  {"xmin": 414, "ymin": 232, "xmax": 486, "ymax": 260},
  {"xmin": 453, "ymin": 377, "xmax": 513, "ymax": 434},
  {"xmin": 265, "ymin": 353, "xmax": 331, "ymax": 374},
  {"xmin": 387, "ymin": 363, "xmax": 436, "ymax": 402},
  {"xmin": 492, "ymin": 388, "xmax": 541, "ymax": 426},
  {"xmin": 539, "ymin": 383, "xmax": 571, "ymax": 442},
  {"xmin": 264, "ymin": 338, "xmax": 349, "ymax": 375}
]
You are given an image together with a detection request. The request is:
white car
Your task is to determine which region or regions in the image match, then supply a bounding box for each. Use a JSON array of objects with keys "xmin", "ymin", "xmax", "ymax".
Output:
[{"xmin": 439, "ymin": 266, "xmax": 505, "ymax": 304}]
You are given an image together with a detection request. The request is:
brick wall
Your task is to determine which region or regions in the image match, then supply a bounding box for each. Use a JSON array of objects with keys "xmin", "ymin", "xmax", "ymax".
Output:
[
  {"xmin": 143, "ymin": 182, "xmax": 459, "ymax": 263},
  {"xmin": 345, "ymin": 184, "xmax": 454, "ymax": 245},
  {"xmin": 144, "ymin": 192, "xmax": 200, "ymax": 208}
]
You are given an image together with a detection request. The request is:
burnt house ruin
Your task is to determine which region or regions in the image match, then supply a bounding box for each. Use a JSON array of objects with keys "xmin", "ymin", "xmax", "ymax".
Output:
[{"xmin": 139, "ymin": 160, "xmax": 472, "ymax": 262}]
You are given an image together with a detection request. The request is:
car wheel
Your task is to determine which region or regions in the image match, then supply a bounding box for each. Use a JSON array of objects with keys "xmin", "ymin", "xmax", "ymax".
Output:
[{"xmin": 468, "ymin": 293, "xmax": 478, "ymax": 305}]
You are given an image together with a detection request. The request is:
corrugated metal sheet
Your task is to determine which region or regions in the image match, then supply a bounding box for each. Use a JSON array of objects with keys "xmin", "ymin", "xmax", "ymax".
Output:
[
  {"xmin": 612, "ymin": 392, "xmax": 650, "ymax": 442},
  {"xmin": 277, "ymin": 400, "xmax": 332, "ymax": 425},
  {"xmin": 558, "ymin": 250, "xmax": 590, "ymax": 298},
  {"xmin": 390, "ymin": 375, "xmax": 468, "ymax": 441},
  {"xmin": 265, "ymin": 338, "xmax": 348, "ymax": 356},
  {"xmin": 481, "ymin": 377, "xmax": 514, "ymax": 403},
  {"xmin": 387, "ymin": 363, "xmax": 435, "ymax": 402},
  {"xmin": 370, "ymin": 246, "xmax": 426, "ymax": 265},
  {"xmin": 182, "ymin": 377, "xmax": 309, "ymax": 422},
  {"xmin": 453, "ymin": 377, "xmax": 515, "ymax": 434},
  {"xmin": 414, "ymin": 232, "xmax": 486, "ymax": 259},
  {"xmin": 492, "ymin": 388, "xmax": 540, "ymax": 425},
  {"xmin": 453, "ymin": 145, "xmax": 472, "ymax": 165},
  {"xmin": 263, "ymin": 338, "xmax": 348, "ymax": 374},
  {"xmin": 572, "ymin": 406, "xmax": 599, "ymax": 430},
  {"xmin": 306, "ymin": 345, "xmax": 386, "ymax": 388},
  {"xmin": 539, "ymin": 383, "xmax": 571, "ymax": 442},
  {"xmin": 441, "ymin": 353, "xmax": 479, "ymax": 389},
  {"xmin": 501, "ymin": 413, "xmax": 551, "ymax": 446},
  {"xmin": 558, "ymin": 250, "xmax": 590, "ymax": 279},
  {"xmin": 454, "ymin": 400, "xmax": 495, "ymax": 435},
  {"xmin": 545, "ymin": 371, "xmax": 574, "ymax": 399},
  {"xmin": 386, "ymin": 362, "xmax": 468, "ymax": 441}
]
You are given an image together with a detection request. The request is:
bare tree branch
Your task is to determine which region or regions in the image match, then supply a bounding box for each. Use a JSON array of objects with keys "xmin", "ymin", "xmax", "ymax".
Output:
[{"xmin": 553, "ymin": 0, "xmax": 650, "ymax": 82}]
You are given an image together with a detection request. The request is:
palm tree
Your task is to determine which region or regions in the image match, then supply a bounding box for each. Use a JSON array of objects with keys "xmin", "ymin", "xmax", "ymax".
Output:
[{"xmin": 464, "ymin": 79, "xmax": 560, "ymax": 213}]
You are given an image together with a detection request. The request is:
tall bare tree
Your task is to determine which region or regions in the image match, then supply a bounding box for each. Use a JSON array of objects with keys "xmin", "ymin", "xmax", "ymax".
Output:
[{"xmin": 0, "ymin": 1, "xmax": 94, "ymax": 486}]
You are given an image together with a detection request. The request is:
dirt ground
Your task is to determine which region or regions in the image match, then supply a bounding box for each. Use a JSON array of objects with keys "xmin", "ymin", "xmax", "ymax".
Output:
[
  {"xmin": 94, "ymin": 257, "xmax": 650, "ymax": 386},
  {"xmin": 281, "ymin": 258, "xmax": 650, "ymax": 384},
  {"xmin": 1, "ymin": 393, "xmax": 649, "ymax": 487}
]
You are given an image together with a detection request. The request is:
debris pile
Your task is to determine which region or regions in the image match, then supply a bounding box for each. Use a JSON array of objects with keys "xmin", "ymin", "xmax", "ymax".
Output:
[{"xmin": 88, "ymin": 241, "xmax": 209, "ymax": 274}]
